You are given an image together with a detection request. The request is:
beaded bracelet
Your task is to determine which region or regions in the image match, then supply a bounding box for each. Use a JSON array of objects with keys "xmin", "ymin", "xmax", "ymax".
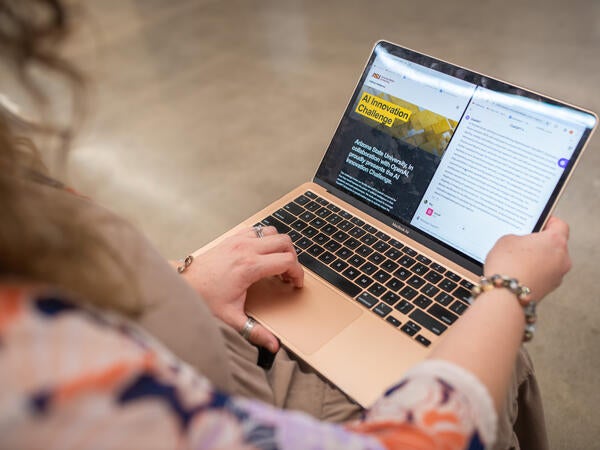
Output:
[{"xmin": 468, "ymin": 274, "xmax": 537, "ymax": 342}]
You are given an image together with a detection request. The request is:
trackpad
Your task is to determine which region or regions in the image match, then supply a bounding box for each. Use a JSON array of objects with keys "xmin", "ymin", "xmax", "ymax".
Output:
[{"xmin": 246, "ymin": 274, "xmax": 362, "ymax": 355}]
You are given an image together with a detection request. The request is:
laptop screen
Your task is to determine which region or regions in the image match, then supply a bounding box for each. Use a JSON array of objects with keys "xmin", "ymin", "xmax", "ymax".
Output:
[{"xmin": 315, "ymin": 41, "xmax": 597, "ymax": 270}]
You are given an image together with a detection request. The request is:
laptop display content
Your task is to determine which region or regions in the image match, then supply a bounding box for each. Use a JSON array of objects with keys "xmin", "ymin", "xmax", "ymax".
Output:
[{"xmin": 315, "ymin": 41, "xmax": 597, "ymax": 273}]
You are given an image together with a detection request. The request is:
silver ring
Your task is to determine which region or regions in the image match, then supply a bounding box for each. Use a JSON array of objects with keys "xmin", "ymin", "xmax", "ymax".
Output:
[
  {"xmin": 240, "ymin": 317, "xmax": 256, "ymax": 340},
  {"xmin": 253, "ymin": 224, "xmax": 264, "ymax": 239}
]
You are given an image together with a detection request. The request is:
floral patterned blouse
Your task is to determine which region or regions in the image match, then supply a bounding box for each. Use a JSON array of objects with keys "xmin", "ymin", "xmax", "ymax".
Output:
[{"xmin": 0, "ymin": 285, "xmax": 496, "ymax": 449}]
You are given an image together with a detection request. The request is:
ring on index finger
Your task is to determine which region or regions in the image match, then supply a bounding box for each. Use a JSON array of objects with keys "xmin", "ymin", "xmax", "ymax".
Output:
[
  {"xmin": 253, "ymin": 224, "xmax": 264, "ymax": 239},
  {"xmin": 240, "ymin": 317, "xmax": 256, "ymax": 340}
]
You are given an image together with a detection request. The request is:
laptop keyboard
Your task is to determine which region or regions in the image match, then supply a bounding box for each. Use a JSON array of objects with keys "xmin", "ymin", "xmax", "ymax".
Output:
[{"xmin": 258, "ymin": 191, "xmax": 474, "ymax": 347}]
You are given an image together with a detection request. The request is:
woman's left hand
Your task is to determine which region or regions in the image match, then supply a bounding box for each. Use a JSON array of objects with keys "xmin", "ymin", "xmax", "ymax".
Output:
[{"xmin": 179, "ymin": 226, "xmax": 303, "ymax": 352}]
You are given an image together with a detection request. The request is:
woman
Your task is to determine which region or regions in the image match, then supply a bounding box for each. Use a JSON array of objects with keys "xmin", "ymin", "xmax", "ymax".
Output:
[{"xmin": 0, "ymin": 1, "xmax": 570, "ymax": 448}]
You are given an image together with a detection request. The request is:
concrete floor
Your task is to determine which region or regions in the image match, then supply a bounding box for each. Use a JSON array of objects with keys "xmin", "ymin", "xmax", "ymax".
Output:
[{"xmin": 60, "ymin": 1, "xmax": 599, "ymax": 448}]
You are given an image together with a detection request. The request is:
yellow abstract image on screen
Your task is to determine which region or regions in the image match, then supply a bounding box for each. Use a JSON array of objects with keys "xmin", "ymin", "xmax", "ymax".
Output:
[{"xmin": 354, "ymin": 89, "xmax": 458, "ymax": 157}]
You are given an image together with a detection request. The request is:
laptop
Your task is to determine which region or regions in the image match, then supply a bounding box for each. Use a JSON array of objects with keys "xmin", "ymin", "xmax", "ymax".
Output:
[{"xmin": 204, "ymin": 41, "xmax": 597, "ymax": 407}]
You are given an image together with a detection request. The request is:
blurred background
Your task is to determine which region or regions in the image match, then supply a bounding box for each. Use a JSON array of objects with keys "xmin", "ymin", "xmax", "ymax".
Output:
[{"xmin": 33, "ymin": 1, "xmax": 600, "ymax": 447}]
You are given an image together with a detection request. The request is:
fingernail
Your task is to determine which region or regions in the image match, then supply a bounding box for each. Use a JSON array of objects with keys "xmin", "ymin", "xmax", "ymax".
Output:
[{"xmin": 269, "ymin": 342, "xmax": 278, "ymax": 353}]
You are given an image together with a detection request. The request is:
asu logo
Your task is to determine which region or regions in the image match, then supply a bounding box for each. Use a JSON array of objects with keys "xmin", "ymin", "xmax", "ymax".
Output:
[{"xmin": 372, "ymin": 73, "xmax": 381, "ymax": 79}]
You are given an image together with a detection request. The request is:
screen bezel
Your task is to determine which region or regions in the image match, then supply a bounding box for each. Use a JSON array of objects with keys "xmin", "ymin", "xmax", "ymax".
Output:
[{"xmin": 313, "ymin": 40, "xmax": 597, "ymax": 274}]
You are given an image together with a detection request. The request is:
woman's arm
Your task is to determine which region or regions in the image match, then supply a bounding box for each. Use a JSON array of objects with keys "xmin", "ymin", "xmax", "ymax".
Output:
[{"xmin": 429, "ymin": 217, "xmax": 571, "ymax": 411}]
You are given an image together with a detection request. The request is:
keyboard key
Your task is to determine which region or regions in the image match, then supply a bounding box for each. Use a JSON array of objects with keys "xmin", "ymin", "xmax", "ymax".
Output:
[
  {"xmin": 339, "ymin": 210, "xmax": 353, "ymax": 219},
  {"xmin": 296, "ymin": 237, "xmax": 312, "ymax": 249},
  {"xmin": 435, "ymin": 292, "xmax": 453, "ymax": 306},
  {"xmin": 395, "ymin": 299, "xmax": 414, "ymax": 315},
  {"xmin": 318, "ymin": 251, "xmax": 335, "ymax": 264},
  {"xmin": 399, "ymin": 256, "xmax": 416, "ymax": 268},
  {"xmin": 326, "ymin": 214, "xmax": 343, "ymax": 225},
  {"xmin": 305, "ymin": 201, "xmax": 320, "ymax": 211},
  {"xmin": 357, "ymin": 245, "xmax": 374, "ymax": 257},
  {"xmin": 316, "ymin": 207, "xmax": 331, "ymax": 218},
  {"xmin": 421, "ymin": 283, "xmax": 440, "ymax": 297},
  {"xmin": 332, "ymin": 231, "xmax": 349, "ymax": 242},
  {"xmin": 345, "ymin": 238, "xmax": 361, "ymax": 249},
  {"xmin": 342, "ymin": 267, "xmax": 360, "ymax": 280},
  {"xmin": 382, "ymin": 291, "xmax": 400, "ymax": 306},
  {"xmin": 349, "ymin": 227, "xmax": 366, "ymax": 238},
  {"xmin": 431, "ymin": 263, "xmax": 446, "ymax": 274},
  {"xmin": 386, "ymin": 315, "xmax": 401, "ymax": 327},
  {"xmin": 291, "ymin": 219, "xmax": 308, "ymax": 231},
  {"xmin": 460, "ymin": 279, "xmax": 475, "ymax": 290},
  {"xmin": 445, "ymin": 271, "xmax": 461, "ymax": 282},
  {"xmin": 381, "ymin": 259, "xmax": 399, "ymax": 272},
  {"xmin": 350, "ymin": 217, "xmax": 365, "ymax": 226},
  {"xmin": 316, "ymin": 197, "xmax": 328, "ymax": 206},
  {"xmin": 288, "ymin": 230, "xmax": 302, "ymax": 242},
  {"xmin": 415, "ymin": 335, "xmax": 431, "ymax": 347},
  {"xmin": 389, "ymin": 239, "xmax": 404, "ymax": 249},
  {"xmin": 314, "ymin": 233, "xmax": 328, "ymax": 245},
  {"xmin": 374, "ymin": 302, "xmax": 392, "ymax": 317},
  {"xmin": 331, "ymin": 259, "xmax": 348, "ymax": 272},
  {"xmin": 412, "ymin": 263, "xmax": 429, "ymax": 276},
  {"xmin": 284, "ymin": 201, "xmax": 304, "ymax": 216},
  {"xmin": 384, "ymin": 248, "xmax": 402, "ymax": 260},
  {"xmin": 298, "ymin": 252, "xmax": 361, "ymax": 298},
  {"xmin": 360, "ymin": 262, "xmax": 378, "ymax": 275},
  {"xmin": 326, "ymin": 204, "xmax": 341, "ymax": 213},
  {"xmin": 393, "ymin": 267, "xmax": 410, "ymax": 280},
  {"xmin": 385, "ymin": 277, "xmax": 404, "ymax": 292},
  {"xmin": 356, "ymin": 292, "xmax": 378, "ymax": 308},
  {"xmin": 294, "ymin": 195, "xmax": 310, "ymax": 205},
  {"xmin": 363, "ymin": 224, "xmax": 378, "ymax": 234},
  {"xmin": 368, "ymin": 283, "xmax": 386, "ymax": 297},
  {"xmin": 450, "ymin": 300, "xmax": 468, "ymax": 315},
  {"xmin": 338, "ymin": 220, "xmax": 353, "ymax": 231},
  {"xmin": 400, "ymin": 286, "xmax": 418, "ymax": 300},
  {"xmin": 304, "ymin": 191, "xmax": 317, "ymax": 199},
  {"xmin": 356, "ymin": 275, "xmax": 374, "ymax": 289},
  {"xmin": 439, "ymin": 279, "xmax": 458, "ymax": 292},
  {"xmin": 425, "ymin": 271, "xmax": 443, "ymax": 284},
  {"xmin": 373, "ymin": 270, "xmax": 391, "ymax": 283},
  {"xmin": 416, "ymin": 254, "xmax": 432, "ymax": 265},
  {"xmin": 324, "ymin": 240, "xmax": 341, "ymax": 252},
  {"xmin": 308, "ymin": 244, "xmax": 324, "ymax": 257},
  {"xmin": 310, "ymin": 218, "xmax": 326, "ymax": 228},
  {"xmin": 360, "ymin": 234, "xmax": 377, "ymax": 245},
  {"xmin": 335, "ymin": 247, "xmax": 352, "ymax": 259},
  {"xmin": 368, "ymin": 253, "xmax": 385, "ymax": 265},
  {"xmin": 407, "ymin": 275, "xmax": 426, "ymax": 289},
  {"xmin": 376, "ymin": 231, "xmax": 390, "ymax": 241},
  {"xmin": 303, "ymin": 226, "xmax": 318, "ymax": 237},
  {"xmin": 373, "ymin": 241, "xmax": 390, "ymax": 253},
  {"xmin": 453, "ymin": 286, "xmax": 472, "ymax": 303},
  {"xmin": 428, "ymin": 303, "xmax": 458, "ymax": 325},
  {"xmin": 321, "ymin": 224, "xmax": 336, "ymax": 235},
  {"xmin": 349, "ymin": 255, "xmax": 366, "ymax": 267},
  {"xmin": 413, "ymin": 295, "xmax": 432, "ymax": 309},
  {"xmin": 261, "ymin": 216, "xmax": 290, "ymax": 234},
  {"xmin": 403, "ymin": 247, "xmax": 417, "ymax": 257},
  {"xmin": 401, "ymin": 321, "xmax": 421, "ymax": 336},
  {"xmin": 300, "ymin": 211, "xmax": 316, "ymax": 222},
  {"xmin": 409, "ymin": 309, "xmax": 447, "ymax": 335},
  {"xmin": 273, "ymin": 209, "xmax": 296, "ymax": 224}
]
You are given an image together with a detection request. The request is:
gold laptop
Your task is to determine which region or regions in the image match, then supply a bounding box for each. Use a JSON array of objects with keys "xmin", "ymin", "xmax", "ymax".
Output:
[{"xmin": 206, "ymin": 41, "xmax": 597, "ymax": 407}]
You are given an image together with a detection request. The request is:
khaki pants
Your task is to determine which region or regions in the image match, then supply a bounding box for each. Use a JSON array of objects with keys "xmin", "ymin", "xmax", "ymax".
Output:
[{"xmin": 220, "ymin": 321, "xmax": 549, "ymax": 450}]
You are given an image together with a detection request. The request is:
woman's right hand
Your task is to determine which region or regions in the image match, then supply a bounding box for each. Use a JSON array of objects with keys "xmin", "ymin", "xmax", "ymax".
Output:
[{"xmin": 484, "ymin": 216, "xmax": 572, "ymax": 303}]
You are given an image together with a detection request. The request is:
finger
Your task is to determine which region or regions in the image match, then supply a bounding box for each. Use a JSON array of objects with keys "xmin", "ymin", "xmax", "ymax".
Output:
[
  {"xmin": 249, "ymin": 252, "xmax": 304, "ymax": 288},
  {"xmin": 239, "ymin": 225, "xmax": 278, "ymax": 239},
  {"xmin": 235, "ymin": 314, "xmax": 280, "ymax": 353},
  {"xmin": 543, "ymin": 216, "xmax": 570, "ymax": 240},
  {"xmin": 250, "ymin": 233, "xmax": 297, "ymax": 256}
]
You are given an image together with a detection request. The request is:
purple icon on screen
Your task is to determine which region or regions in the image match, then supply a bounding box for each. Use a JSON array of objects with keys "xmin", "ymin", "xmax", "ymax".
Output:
[
  {"xmin": 465, "ymin": 115, "xmax": 470, "ymax": 120},
  {"xmin": 558, "ymin": 158, "xmax": 569, "ymax": 168}
]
